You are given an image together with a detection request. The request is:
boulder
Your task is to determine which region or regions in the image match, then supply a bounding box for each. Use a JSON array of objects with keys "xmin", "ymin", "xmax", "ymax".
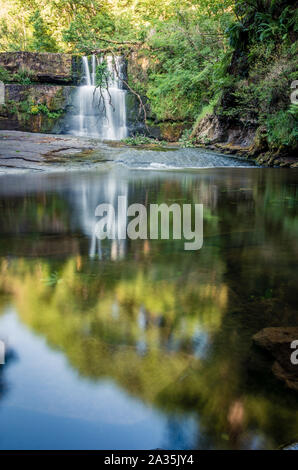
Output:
[
  {"xmin": 191, "ymin": 114, "xmax": 228, "ymax": 143},
  {"xmin": 191, "ymin": 113, "xmax": 257, "ymax": 148},
  {"xmin": 253, "ymin": 327, "xmax": 298, "ymax": 391}
]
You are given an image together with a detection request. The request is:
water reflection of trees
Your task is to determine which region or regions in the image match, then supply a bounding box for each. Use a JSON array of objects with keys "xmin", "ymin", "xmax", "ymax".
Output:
[
  {"xmin": 0, "ymin": 248, "xmax": 298, "ymax": 449},
  {"xmin": 0, "ymin": 169, "xmax": 298, "ymax": 448}
]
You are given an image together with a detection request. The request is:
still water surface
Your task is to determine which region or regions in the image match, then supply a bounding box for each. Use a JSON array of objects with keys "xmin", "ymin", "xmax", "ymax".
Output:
[{"xmin": 0, "ymin": 151, "xmax": 298, "ymax": 449}]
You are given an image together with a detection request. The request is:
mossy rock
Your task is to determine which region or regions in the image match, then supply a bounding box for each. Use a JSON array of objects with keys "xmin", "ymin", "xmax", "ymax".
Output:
[
  {"xmin": 159, "ymin": 122, "xmax": 190, "ymax": 142},
  {"xmin": 0, "ymin": 84, "xmax": 76, "ymax": 133}
]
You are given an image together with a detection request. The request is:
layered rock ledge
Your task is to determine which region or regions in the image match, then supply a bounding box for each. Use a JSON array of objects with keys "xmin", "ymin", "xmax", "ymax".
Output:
[{"xmin": 0, "ymin": 52, "xmax": 80, "ymax": 84}]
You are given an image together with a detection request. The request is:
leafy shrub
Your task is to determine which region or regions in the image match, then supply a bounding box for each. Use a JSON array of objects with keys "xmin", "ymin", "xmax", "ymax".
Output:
[
  {"xmin": 13, "ymin": 68, "xmax": 34, "ymax": 85},
  {"xmin": 0, "ymin": 66, "xmax": 34, "ymax": 85},
  {"xmin": 226, "ymin": 21, "xmax": 247, "ymax": 49},
  {"xmin": 2, "ymin": 100, "xmax": 18, "ymax": 114},
  {"xmin": 0, "ymin": 66, "xmax": 11, "ymax": 83},
  {"xmin": 266, "ymin": 109, "xmax": 298, "ymax": 148},
  {"xmin": 28, "ymin": 102, "xmax": 63, "ymax": 119},
  {"xmin": 137, "ymin": 11, "xmax": 233, "ymax": 122},
  {"xmin": 179, "ymin": 129, "xmax": 196, "ymax": 148},
  {"xmin": 122, "ymin": 134, "xmax": 164, "ymax": 146},
  {"xmin": 255, "ymin": 6, "xmax": 297, "ymax": 42},
  {"xmin": 289, "ymin": 104, "xmax": 298, "ymax": 118},
  {"xmin": 95, "ymin": 61, "xmax": 110, "ymax": 87}
]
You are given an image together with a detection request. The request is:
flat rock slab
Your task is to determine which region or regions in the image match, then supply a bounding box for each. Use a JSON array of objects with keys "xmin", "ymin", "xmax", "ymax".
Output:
[
  {"xmin": 253, "ymin": 327, "xmax": 298, "ymax": 391},
  {"xmin": 0, "ymin": 130, "xmax": 114, "ymax": 173}
]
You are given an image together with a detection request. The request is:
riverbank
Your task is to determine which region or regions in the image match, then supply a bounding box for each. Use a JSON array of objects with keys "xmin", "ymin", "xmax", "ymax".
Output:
[
  {"xmin": 188, "ymin": 114, "xmax": 298, "ymax": 168},
  {"xmin": 195, "ymin": 141, "xmax": 298, "ymax": 168}
]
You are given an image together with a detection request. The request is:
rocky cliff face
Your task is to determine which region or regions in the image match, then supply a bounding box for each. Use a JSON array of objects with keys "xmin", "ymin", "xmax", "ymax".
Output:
[
  {"xmin": 0, "ymin": 52, "xmax": 81, "ymax": 133},
  {"xmin": 0, "ymin": 84, "xmax": 75, "ymax": 133},
  {"xmin": 191, "ymin": 111, "xmax": 298, "ymax": 169},
  {"xmin": 190, "ymin": 34, "xmax": 298, "ymax": 168},
  {"xmin": 0, "ymin": 52, "xmax": 80, "ymax": 84}
]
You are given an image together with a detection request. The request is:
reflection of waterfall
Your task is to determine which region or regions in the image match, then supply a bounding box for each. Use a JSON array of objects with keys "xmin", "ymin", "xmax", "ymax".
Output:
[
  {"xmin": 66, "ymin": 174, "xmax": 128, "ymax": 260},
  {"xmin": 67, "ymin": 55, "xmax": 128, "ymax": 140}
]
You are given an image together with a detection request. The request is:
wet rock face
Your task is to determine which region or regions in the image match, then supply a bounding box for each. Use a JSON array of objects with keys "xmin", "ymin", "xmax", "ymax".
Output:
[
  {"xmin": 5, "ymin": 83, "xmax": 74, "ymax": 108},
  {"xmin": 125, "ymin": 92, "xmax": 147, "ymax": 136},
  {"xmin": 191, "ymin": 115, "xmax": 229, "ymax": 144},
  {"xmin": 0, "ymin": 52, "xmax": 76, "ymax": 84},
  {"xmin": 158, "ymin": 122, "xmax": 189, "ymax": 142},
  {"xmin": 191, "ymin": 114, "xmax": 256, "ymax": 147},
  {"xmin": 253, "ymin": 327, "xmax": 298, "ymax": 392},
  {"xmin": 0, "ymin": 84, "xmax": 75, "ymax": 133}
]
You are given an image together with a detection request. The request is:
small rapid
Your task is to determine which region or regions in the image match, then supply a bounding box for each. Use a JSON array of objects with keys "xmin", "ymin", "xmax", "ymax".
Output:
[{"xmin": 109, "ymin": 146, "xmax": 256, "ymax": 169}]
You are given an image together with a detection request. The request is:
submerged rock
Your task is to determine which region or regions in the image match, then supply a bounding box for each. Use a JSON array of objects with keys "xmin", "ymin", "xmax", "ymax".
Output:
[{"xmin": 253, "ymin": 327, "xmax": 298, "ymax": 391}]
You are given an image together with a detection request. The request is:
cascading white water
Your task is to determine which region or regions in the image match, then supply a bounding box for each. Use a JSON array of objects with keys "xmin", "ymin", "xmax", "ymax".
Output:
[
  {"xmin": 82, "ymin": 56, "xmax": 92, "ymax": 86},
  {"xmin": 67, "ymin": 55, "xmax": 128, "ymax": 140}
]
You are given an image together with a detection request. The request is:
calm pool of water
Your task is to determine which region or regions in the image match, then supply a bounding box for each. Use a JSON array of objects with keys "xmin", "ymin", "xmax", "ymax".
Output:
[{"xmin": 0, "ymin": 161, "xmax": 297, "ymax": 450}]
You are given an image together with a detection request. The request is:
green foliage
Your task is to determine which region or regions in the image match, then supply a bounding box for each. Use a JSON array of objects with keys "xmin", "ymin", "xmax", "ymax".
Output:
[
  {"xmin": 216, "ymin": 15, "xmax": 298, "ymax": 152},
  {"xmin": 289, "ymin": 104, "xmax": 298, "ymax": 118},
  {"xmin": 226, "ymin": 21, "xmax": 247, "ymax": 49},
  {"xmin": 0, "ymin": 66, "xmax": 11, "ymax": 83},
  {"xmin": 122, "ymin": 133, "xmax": 165, "ymax": 146},
  {"xmin": 266, "ymin": 109, "xmax": 298, "ymax": 149},
  {"xmin": 179, "ymin": 129, "xmax": 196, "ymax": 148},
  {"xmin": 62, "ymin": 10, "xmax": 117, "ymax": 53},
  {"xmin": 13, "ymin": 68, "xmax": 34, "ymax": 85},
  {"xmin": 3, "ymin": 98, "xmax": 63, "ymax": 122},
  {"xmin": 28, "ymin": 103, "xmax": 63, "ymax": 119},
  {"xmin": 229, "ymin": 1, "xmax": 297, "ymax": 47},
  {"xmin": 95, "ymin": 61, "xmax": 110, "ymax": 87},
  {"xmin": 29, "ymin": 10, "xmax": 58, "ymax": 52},
  {"xmin": 2, "ymin": 99, "xmax": 18, "ymax": 114},
  {"xmin": 141, "ymin": 10, "xmax": 233, "ymax": 122},
  {"xmin": 255, "ymin": 6, "xmax": 297, "ymax": 42},
  {"xmin": 0, "ymin": 66, "xmax": 34, "ymax": 85}
]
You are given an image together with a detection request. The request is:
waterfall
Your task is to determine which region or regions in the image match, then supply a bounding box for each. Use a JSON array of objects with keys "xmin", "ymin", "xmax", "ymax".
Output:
[
  {"xmin": 67, "ymin": 55, "xmax": 128, "ymax": 140},
  {"xmin": 82, "ymin": 56, "xmax": 92, "ymax": 86}
]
